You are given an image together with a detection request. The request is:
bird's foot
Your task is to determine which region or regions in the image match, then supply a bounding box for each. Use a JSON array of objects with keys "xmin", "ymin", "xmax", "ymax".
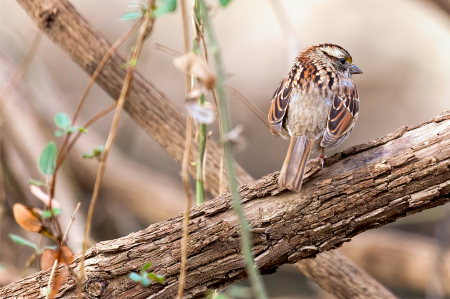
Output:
[{"xmin": 310, "ymin": 153, "xmax": 327, "ymax": 168}]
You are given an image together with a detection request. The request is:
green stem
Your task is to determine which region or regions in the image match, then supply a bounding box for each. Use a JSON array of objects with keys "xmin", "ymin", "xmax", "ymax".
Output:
[
  {"xmin": 198, "ymin": 1, "xmax": 267, "ymax": 298},
  {"xmin": 196, "ymin": 96, "xmax": 206, "ymax": 206},
  {"xmin": 193, "ymin": 11, "xmax": 206, "ymax": 206}
]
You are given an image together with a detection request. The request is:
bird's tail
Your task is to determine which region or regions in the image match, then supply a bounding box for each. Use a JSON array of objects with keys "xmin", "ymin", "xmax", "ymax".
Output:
[{"xmin": 278, "ymin": 136, "xmax": 313, "ymax": 192}]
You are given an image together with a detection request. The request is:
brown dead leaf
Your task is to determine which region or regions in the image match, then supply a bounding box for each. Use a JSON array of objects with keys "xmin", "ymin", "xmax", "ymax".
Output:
[
  {"xmin": 41, "ymin": 246, "xmax": 74, "ymax": 271},
  {"xmin": 13, "ymin": 203, "xmax": 42, "ymax": 233},
  {"xmin": 41, "ymin": 248, "xmax": 57, "ymax": 271}
]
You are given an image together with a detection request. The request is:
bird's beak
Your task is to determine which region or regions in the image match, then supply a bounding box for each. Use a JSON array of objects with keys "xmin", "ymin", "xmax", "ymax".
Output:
[{"xmin": 349, "ymin": 64, "xmax": 363, "ymax": 74}]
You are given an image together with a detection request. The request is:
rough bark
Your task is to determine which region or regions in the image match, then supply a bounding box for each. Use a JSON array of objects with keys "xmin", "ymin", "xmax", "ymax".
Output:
[
  {"xmin": 14, "ymin": 0, "xmax": 253, "ymax": 198},
  {"xmin": 2, "ymin": 110, "xmax": 450, "ymax": 298},
  {"xmin": 296, "ymin": 251, "xmax": 397, "ymax": 299}
]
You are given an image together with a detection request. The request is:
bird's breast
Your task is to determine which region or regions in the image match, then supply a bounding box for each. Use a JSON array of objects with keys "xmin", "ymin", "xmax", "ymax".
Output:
[{"xmin": 284, "ymin": 90, "xmax": 331, "ymax": 140}]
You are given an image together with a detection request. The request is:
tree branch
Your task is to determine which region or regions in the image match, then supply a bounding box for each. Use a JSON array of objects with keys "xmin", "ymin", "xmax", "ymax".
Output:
[
  {"xmin": 15, "ymin": 0, "xmax": 253, "ymax": 198},
  {"xmin": 2, "ymin": 110, "xmax": 450, "ymax": 298},
  {"xmin": 296, "ymin": 251, "xmax": 396, "ymax": 299}
]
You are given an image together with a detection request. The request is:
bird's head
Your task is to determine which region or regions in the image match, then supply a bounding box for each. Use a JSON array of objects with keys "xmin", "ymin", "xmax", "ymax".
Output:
[{"xmin": 313, "ymin": 44, "xmax": 363, "ymax": 78}]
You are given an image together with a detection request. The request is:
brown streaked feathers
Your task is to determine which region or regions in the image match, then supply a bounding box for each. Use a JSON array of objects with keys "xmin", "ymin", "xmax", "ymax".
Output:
[{"xmin": 269, "ymin": 43, "xmax": 362, "ymax": 192}]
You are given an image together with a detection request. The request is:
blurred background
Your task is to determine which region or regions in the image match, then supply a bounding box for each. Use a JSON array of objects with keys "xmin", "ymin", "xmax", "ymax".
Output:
[{"xmin": 1, "ymin": 0, "xmax": 450, "ymax": 298}]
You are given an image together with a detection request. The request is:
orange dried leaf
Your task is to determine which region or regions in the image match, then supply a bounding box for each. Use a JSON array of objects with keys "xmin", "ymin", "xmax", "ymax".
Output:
[
  {"xmin": 13, "ymin": 203, "xmax": 42, "ymax": 233},
  {"xmin": 59, "ymin": 246, "xmax": 74, "ymax": 265},
  {"xmin": 41, "ymin": 248, "xmax": 57, "ymax": 271}
]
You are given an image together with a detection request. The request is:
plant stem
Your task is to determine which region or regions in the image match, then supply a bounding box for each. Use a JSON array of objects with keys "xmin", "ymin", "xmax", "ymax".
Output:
[
  {"xmin": 77, "ymin": 9, "xmax": 155, "ymax": 298},
  {"xmin": 193, "ymin": 37, "xmax": 206, "ymax": 205},
  {"xmin": 198, "ymin": 1, "xmax": 268, "ymax": 298},
  {"xmin": 178, "ymin": 0, "xmax": 193, "ymax": 297}
]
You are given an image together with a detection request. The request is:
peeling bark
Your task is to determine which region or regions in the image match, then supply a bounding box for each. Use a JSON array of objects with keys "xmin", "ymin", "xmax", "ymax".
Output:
[{"xmin": 2, "ymin": 111, "xmax": 450, "ymax": 298}]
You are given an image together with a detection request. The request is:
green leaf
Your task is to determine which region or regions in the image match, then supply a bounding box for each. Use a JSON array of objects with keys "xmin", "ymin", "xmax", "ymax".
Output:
[
  {"xmin": 54, "ymin": 130, "xmax": 65, "ymax": 137},
  {"xmin": 9, "ymin": 234, "xmax": 38, "ymax": 251},
  {"xmin": 217, "ymin": 0, "xmax": 232, "ymax": 7},
  {"xmin": 119, "ymin": 12, "xmax": 142, "ymax": 21},
  {"xmin": 42, "ymin": 208, "xmax": 61, "ymax": 219},
  {"xmin": 78, "ymin": 127, "xmax": 87, "ymax": 134},
  {"xmin": 141, "ymin": 263, "xmax": 152, "ymax": 274},
  {"xmin": 29, "ymin": 179, "xmax": 45, "ymax": 186},
  {"xmin": 153, "ymin": 0, "xmax": 177, "ymax": 17},
  {"xmin": 120, "ymin": 63, "xmax": 127, "ymax": 69},
  {"xmin": 128, "ymin": 272, "xmax": 142, "ymax": 282},
  {"xmin": 129, "ymin": 59, "xmax": 137, "ymax": 68},
  {"xmin": 54, "ymin": 113, "xmax": 71, "ymax": 128},
  {"xmin": 147, "ymin": 272, "xmax": 164, "ymax": 284},
  {"xmin": 39, "ymin": 142, "xmax": 57, "ymax": 175},
  {"xmin": 42, "ymin": 210, "xmax": 52, "ymax": 219},
  {"xmin": 82, "ymin": 146, "xmax": 104, "ymax": 159}
]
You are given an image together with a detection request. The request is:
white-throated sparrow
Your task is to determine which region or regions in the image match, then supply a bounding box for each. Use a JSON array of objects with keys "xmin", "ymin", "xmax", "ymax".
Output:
[{"xmin": 269, "ymin": 44, "xmax": 363, "ymax": 191}]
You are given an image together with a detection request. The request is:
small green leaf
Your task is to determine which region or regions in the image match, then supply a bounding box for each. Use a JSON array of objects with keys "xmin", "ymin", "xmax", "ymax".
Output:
[
  {"xmin": 141, "ymin": 277, "xmax": 150, "ymax": 286},
  {"xmin": 78, "ymin": 127, "xmax": 87, "ymax": 134},
  {"xmin": 153, "ymin": 0, "xmax": 177, "ymax": 17},
  {"xmin": 147, "ymin": 273, "xmax": 164, "ymax": 284},
  {"xmin": 29, "ymin": 179, "xmax": 45, "ymax": 186},
  {"xmin": 129, "ymin": 272, "xmax": 142, "ymax": 282},
  {"xmin": 52, "ymin": 208, "xmax": 61, "ymax": 216},
  {"xmin": 217, "ymin": 0, "xmax": 232, "ymax": 7},
  {"xmin": 129, "ymin": 59, "xmax": 137, "ymax": 67},
  {"xmin": 119, "ymin": 12, "xmax": 142, "ymax": 21},
  {"xmin": 82, "ymin": 146, "xmax": 104, "ymax": 159},
  {"xmin": 141, "ymin": 263, "xmax": 152, "ymax": 274},
  {"xmin": 9, "ymin": 234, "xmax": 38, "ymax": 250},
  {"xmin": 54, "ymin": 130, "xmax": 65, "ymax": 137},
  {"xmin": 54, "ymin": 113, "xmax": 71, "ymax": 128},
  {"xmin": 39, "ymin": 142, "xmax": 57, "ymax": 175},
  {"xmin": 120, "ymin": 63, "xmax": 127, "ymax": 69},
  {"xmin": 42, "ymin": 210, "xmax": 52, "ymax": 219}
]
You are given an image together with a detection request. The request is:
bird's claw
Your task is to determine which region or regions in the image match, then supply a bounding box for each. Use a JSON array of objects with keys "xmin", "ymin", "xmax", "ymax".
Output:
[{"xmin": 310, "ymin": 153, "xmax": 326, "ymax": 168}]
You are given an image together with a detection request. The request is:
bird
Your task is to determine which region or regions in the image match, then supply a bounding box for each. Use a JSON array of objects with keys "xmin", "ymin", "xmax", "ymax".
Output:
[{"xmin": 268, "ymin": 44, "xmax": 363, "ymax": 192}]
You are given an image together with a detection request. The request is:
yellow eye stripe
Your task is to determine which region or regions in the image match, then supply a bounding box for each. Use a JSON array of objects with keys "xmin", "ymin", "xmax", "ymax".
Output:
[{"xmin": 346, "ymin": 57, "xmax": 353, "ymax": 64}]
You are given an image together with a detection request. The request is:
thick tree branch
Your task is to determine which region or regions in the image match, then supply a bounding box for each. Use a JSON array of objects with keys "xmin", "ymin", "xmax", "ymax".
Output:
[
  {"xmin": 2, "ymin": 111, "xmax": 450, "ymax": 298},
  {"xmin": 15, "ymin": 0, "xmax": 253, "ymax": 198}
]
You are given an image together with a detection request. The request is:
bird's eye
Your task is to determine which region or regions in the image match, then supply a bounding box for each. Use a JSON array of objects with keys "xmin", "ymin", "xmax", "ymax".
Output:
[{"xmin": 340, "ymin": 58, "xmax": 346, "ymax": 64}]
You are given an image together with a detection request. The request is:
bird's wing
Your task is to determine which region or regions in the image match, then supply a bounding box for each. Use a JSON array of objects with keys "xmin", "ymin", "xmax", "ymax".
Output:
[
  {"xmin": 268, "ymin": 75, "xmax": 292, "ymax": 135},
  {"xmin": 321, "ymin": 80, "xmax": 359, "ymax": 149}
]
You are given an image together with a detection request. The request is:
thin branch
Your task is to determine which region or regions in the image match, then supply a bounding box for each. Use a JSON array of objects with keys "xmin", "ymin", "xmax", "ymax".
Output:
[
  {"xmin": 77, "ymin": 10, "xmax": 155, "ymax": 298},
  {"xmin": 0, "ymin": 29, "xmax": 41, "ymax": 263},
  {"xmin": 178, "ymin": 0, "xmax": 194, "ymax": 296},
  {"xmin": 0, "ymin": 30, "xmax": 41, "ymax": 113},
  {"xmin": 227, "ymin": 86, "xmax": 269, "ymax": 129},
  {"xmin": 50, "ymin": 18, "xmax": 143, "ymax": 205},
  {"xmin": 199, "ymin": 1, "xmax": 267, "ymax": 298}
]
